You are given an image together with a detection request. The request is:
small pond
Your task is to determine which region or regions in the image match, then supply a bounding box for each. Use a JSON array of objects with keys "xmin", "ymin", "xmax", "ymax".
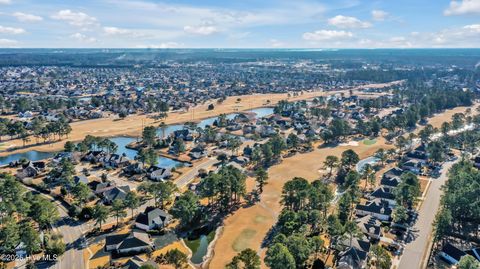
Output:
[
  {"xmin": 356, "ymin": 156, "xmax": 380, "ymax": 172},
  {"xmin": 185, "ymin": 230, "xmax": 216, "ymax": 264},
  {"xmin": 247, "ymin": 107, "xmax": 274, "ymax": 118}
]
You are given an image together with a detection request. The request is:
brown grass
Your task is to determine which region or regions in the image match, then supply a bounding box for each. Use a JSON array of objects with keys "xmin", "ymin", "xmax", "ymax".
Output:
[
  {"xmin": 208, "ymin": 137, "xmax": 394, "ymax": 268},
  {"xmin": 209, "ymin": 101, "xmax": 479, "ymax": 268},
  {"xmin": 0, "ymin": 82, "xmax": 397, "ymax": 157}
]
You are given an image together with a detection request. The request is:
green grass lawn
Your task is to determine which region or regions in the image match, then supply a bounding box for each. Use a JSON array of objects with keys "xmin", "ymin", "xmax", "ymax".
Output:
[
  {"xmin": 363, "ymin": 139, "xmax": 377, "ymax": 145},
  {"xmin": 232, "ymin": 228, "xmax": 257, "ymax": 252},
  {"xmin": 254, "ymin": 215, "xmax": 267, "ymax": 224}
]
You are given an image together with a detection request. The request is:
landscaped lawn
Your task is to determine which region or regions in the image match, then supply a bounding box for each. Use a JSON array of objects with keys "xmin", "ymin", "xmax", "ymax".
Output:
[
  {"xmin": 232, "ymin": 228, "xmax": 257, "ymax": 252},
  {"xmin": 363, "ymin": 138, "xmax": 377, "ymax": 145}
]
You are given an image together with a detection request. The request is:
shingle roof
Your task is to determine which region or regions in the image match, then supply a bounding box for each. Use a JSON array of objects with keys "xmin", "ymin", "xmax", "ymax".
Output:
[{"xmin": 442, "ymin": 243, "xmax": 467, "ymax": 262}]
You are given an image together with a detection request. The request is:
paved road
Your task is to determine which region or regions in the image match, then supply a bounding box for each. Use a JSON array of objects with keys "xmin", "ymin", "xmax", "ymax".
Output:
[
  {"xmin": 398, "ymin": 160, "xmax": 456, "ymax": 269},
  {"xmin": 175, "ymin": 158, "xmax": 218, "ymax": 189},
  {"xmin": 22, "ymin": 186, "xmax": 85, "ymax": 269}
]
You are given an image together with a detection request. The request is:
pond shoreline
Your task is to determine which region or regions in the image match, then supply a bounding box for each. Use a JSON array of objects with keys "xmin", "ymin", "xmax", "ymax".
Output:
[{"xmin": 187, "ymin": 225, "xmax": 223, "ymax": 269}]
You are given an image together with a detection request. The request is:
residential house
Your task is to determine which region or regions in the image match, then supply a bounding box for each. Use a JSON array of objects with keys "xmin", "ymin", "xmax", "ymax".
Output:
[
  {"xmin": 83, "ymin": 150, "xmax": 108, "ymax": 163},
  {"xmin": 103, "ymin": 186, "xmax": 130, "ymax": 204},
  {"xmin": 401, "ymin": 159, "xmax": 423, "ymax": 174},
  {"xmin": 189, "ymin": 145, "xmax": 208, "ymax": 160},
  {"xmin": 53, "ymin": 152, "xmax": 81, "ymax": 164},
  {"xmin": 406, "ymin": 150, "xmax": 428, "ymax": 163},
  {"xmin": 336, "ymin": 237, "xmax": 371, "ymax": 269},
  {"xmin": 380, "ymin": 175, "xmax": 402, "ymax": 189},
  {"xmin": 355, "ymin": 199, "xmax": 392, "ymax": 221},
  {"xmin": 88, "ymin": 180, "xmax": 116, "ymax": 195},
  {"xmin": 439, "ymin": 243, "xmax": 468, "ymax": 265},
  {"xmin": 73, "ymin": 175, "xmax": 89, "ymax": 185},
  {"xmin": 356, "ymin": 215, "xmax": 382, "ymax": 240},
  {"xmin": 123, "ymin": 162, "xmax": 146, "ymax": 175},
  {"xmin": 147, "ymin": 166, "xmax": 172, "ymax": 181},
  {"xmin": 368, "ymin": 187, "xmax": 396, "ymax": 207},
  {"xmin": 121, "ymin": 256, "xmax": 158, "ymax": 269},
  {"xmin": 383, "ymin": 167, "xmax": 404, "ymax": 179},
  {"xmin": 16, "ymin": 161, "xmax": 45, "ymax": 179},
  {"xmin": 173, "ymin": 129, "xmax": 193, "ymax": 141},
  {"xmin": 336, "ymin": 247, "xmax": 368, "ymax": 269},
  {"xmin": 256, "ymin": 125, "xmax": 276, "ymax": 137},
  {"xmin": 105, "ymin": 230, "xmax": 153, "ymax": 255},
  {"xmin": 135, "ymin": 207, "xmax": 172, "ymax": 231},
  {"xmin": 99, "ymin": 154, "xmax": 130, "ymax": 168},
  {"xmin": 231, "ymin": 156, "xmax": 250, "ymax": 166}
]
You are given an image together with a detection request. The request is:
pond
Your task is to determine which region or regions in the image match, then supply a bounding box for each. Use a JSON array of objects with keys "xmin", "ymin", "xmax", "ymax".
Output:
[
  {"xmin": 185, "ymin": 231, "xmax": 216, "ymax": 264},
  {"xmin": 109, "ymin": 136, "xmax": 182, "ymax": 168},
  {"xmin": 356, "ymin": 156, "xmax": 380, "ymax": 173},
  {"xmin": 247, "ymin": 107, "xmax": 274, "ymax": 118},
  {"xmin": 0, "ymin": 150, "xmax": 55, "ymax": 166}
]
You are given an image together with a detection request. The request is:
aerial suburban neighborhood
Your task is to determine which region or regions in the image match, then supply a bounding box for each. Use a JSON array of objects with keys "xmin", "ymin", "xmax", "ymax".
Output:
[
  {"xmin": 1, "ymin": 49, "xmax": 479, "ymax": 269},
  {"xmin": 1, "ymin": 1, "xmax": 480, "ymax": 269}
]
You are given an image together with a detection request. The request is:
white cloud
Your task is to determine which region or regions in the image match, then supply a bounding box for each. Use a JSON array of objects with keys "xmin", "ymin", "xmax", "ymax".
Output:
[
  {"xmin": 102, "ymin": 26, "xmax": 177, "ymax": 40},
  {"xmin": 397, "ymin": 24, "xmax": 480, "ymax": 47},
  {"xmin": 184, "ymin": 24, "xmax": 219, "ymax": 35},
  {"xmin": 302, "ymin": 30, "xmax": 353, "ymax": 41},
  {"xmin": 444, "ymin": 0, "xmax": 480, "ymax": 15},
  {"xmin": 0, "ymin": 25, "xmax": 25, "ymax": 34},
  {"xmin": 107, "ymin": 0, "xmax": 326, "ymax": 29},
  {"xmin": 463, "ymin": 24, "xmax": 480, "ymax": 31},
  {"xmin": 0, "ymin": 0, "xmax": 11, "ymax": 4},
  {"xmin": 51, "ymin": 10, "xmax": 97, "ymax": 27},
  {"xmin": 136, "ymin": 42, "xmax": 183, "ymax": 48},
  {"xmin": 12, "ymin": 12, "xmax": 43, "ymax": 22},
  {"xmin": 0, "ymin": 38, "xmax": 18, "ymax": 47},
  {"xmin": 103, "ymin": 26, "xmax": 131, "ymax": 36},
  {"xmin": 328, "ymin": 15, "xmax": 371, "ymax": 29},
  {"xmin": 70, "ymin": 33, "xmax": 96, "ymax": 43},
  {"xmin": 371, "ymin": 10, "xmax": 388, "ymax": 21}
]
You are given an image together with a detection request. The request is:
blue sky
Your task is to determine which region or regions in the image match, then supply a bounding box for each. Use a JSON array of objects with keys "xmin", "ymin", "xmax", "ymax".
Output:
[{"xmin": 0, "ymin": 0, "xmax": 479, "ymax": 48}]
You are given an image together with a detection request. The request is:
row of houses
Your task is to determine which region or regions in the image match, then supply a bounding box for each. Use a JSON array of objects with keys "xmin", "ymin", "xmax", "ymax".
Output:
[{"xmin": 337, "ymin": 164, "xmax": 412, "ymax": 268}]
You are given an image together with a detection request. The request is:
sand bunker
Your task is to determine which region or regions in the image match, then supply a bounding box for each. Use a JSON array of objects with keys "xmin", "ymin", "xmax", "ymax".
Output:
[{"xmin": 339, "ymin": 141, "xmax": 359, "ymax": 147}]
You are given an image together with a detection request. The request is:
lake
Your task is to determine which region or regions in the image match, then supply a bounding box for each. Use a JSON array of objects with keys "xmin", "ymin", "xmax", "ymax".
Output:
[
  {"xmin": 155, "ymin": 107, "xmax": 272, "ymax": 138},
  {"xmin": 0, "ymin": 150, "xmax": 55, "ymax": 166},
  {"xmin": 0, "ymin": 107, "xmax": 274, "ymax": 166}
]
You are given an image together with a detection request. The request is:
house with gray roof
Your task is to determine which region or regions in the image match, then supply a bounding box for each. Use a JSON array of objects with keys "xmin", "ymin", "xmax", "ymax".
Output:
[{"xmin": 135, "ymin": 207, "xmax": 172, "ymax": 231}]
